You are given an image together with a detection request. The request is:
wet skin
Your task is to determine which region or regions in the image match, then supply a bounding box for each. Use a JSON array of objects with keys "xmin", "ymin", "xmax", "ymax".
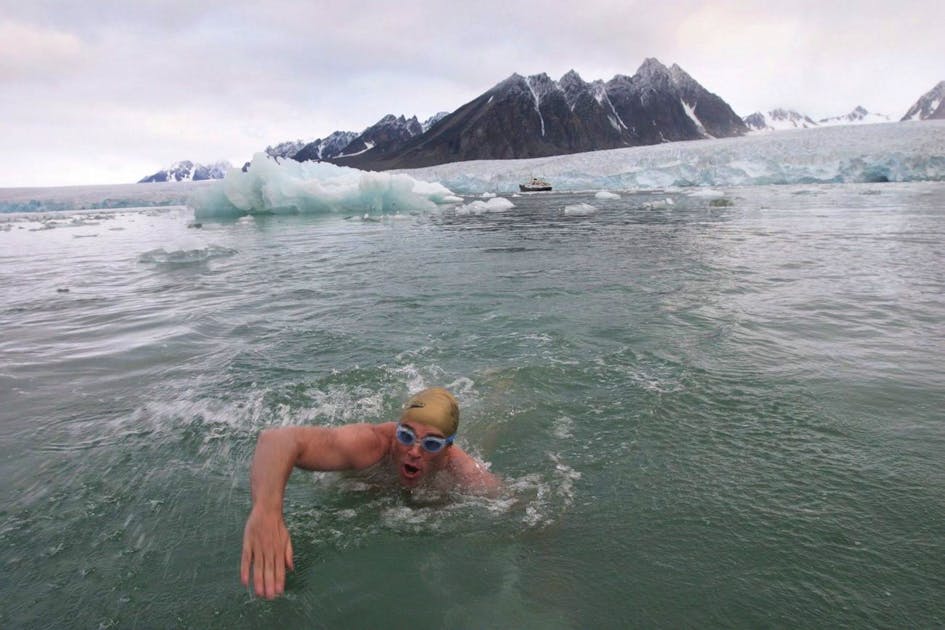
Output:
[
  {"xmin": 392, "ymin": 421, "xmax": 451, "ymax": 487},
  {"xmin": 241, "ymin": 421, "xmax": 500, "ymax": 599}
]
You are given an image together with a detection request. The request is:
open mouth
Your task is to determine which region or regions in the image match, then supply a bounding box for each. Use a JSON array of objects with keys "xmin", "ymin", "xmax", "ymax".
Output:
[{"xmin": 402, "ymin": 463, "xmax": 420, "ymax": 478}]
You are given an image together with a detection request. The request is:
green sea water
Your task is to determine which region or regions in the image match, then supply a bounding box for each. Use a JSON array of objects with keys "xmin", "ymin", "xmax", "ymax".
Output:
[{"xmin": 1, "ymin": 183, "xmax": 944, "ymax": 628}]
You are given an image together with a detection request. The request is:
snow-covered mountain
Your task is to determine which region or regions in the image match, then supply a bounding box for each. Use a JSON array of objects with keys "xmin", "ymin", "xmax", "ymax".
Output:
[
  {"xmin": 285, "ymin": 114, "xmax": 448, "ymax": 167},
  {"xmin": 744, "ymin": 106, "xmax": 890, "ymax": 132},
  {"xmin": 902, "ymin": 81, "xmax": 945, "ymax": 121},
  {"xmin": 330, "ymin": 58, "xmax": 747, "ymax": 171},
  {"xmin": 819, "ymin": 106, "xmax": 891, "ymax": 126},
  {"xmin": 265, "ymin": 140, "xmax": 309, "ymax": 159},
  {"xmin": 744, "ymin": 109, "xmax": 818, "ymax": 132},
  {"xmin": 335, "ymin": 114, "xmax": 423, "ymax": 159},
  {"xmin": 138, "ymin": 160, "xmax": 231, "ymax": 183},
  {"xmin": 422, "ymin": 112, "xmax": 449, "ymax": 132},
  {"xmin": 292, "ymin": 130, "xmax": 359, "ymax": 162}
]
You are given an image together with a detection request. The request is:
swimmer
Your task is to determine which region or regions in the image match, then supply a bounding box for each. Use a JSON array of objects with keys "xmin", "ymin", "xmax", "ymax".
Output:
[{"xmin": 240, "ymin": 387, "xmax": 501, "ymax": 599}]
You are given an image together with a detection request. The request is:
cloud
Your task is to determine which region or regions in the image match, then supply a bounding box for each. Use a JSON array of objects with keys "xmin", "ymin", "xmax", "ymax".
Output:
[{"xmin": 0, "ymin": 20, "xmax": 87, "ymax": 81}]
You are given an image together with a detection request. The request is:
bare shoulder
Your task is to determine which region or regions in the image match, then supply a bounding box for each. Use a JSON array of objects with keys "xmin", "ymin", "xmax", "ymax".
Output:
[
  {"xmin": 294, "ymin": 422, "xmax": 395, "ymax": 471},
  {"xmin": 446, "ymin": 446, "xmax": 503, "ymax": 493}
]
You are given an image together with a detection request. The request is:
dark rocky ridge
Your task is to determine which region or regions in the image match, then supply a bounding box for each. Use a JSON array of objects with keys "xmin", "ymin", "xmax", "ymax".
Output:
[
  {"xmin": 902, "ymin": 81, "xmax": 945, "ymax": 121},
  {"xmin": 327, "ymin": 58, "xmax": 747, "ymax": 171}
]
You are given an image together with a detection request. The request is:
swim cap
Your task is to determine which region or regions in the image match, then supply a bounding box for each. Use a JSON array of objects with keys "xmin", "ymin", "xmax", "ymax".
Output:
[{"xmin": 400, "ymin": 387, "xmax": 459, "ymax": 437}]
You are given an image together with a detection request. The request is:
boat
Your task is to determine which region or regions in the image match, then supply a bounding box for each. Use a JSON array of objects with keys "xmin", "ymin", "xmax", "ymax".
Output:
[{"xmin": 519, "ymin": 177, "xmax": 552, "ymax": 192}]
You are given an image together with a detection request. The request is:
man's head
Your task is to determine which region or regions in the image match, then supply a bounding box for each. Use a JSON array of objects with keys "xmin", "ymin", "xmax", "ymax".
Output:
[
  {"xmin": 394, "ymin": 387, "xmax": 459, "ymax": 487},
  {"xmin": 399, "ymin": 387, "xmax": 459, "ymax": 437}
]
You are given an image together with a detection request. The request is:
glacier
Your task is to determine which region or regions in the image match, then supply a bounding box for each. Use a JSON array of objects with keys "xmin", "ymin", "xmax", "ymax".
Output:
[
  {"xmin": 403, "ymin": 120, "xmax": 945, "ymax": 195},
  {"xmin": 2, "ymin": 121, "xmax": 944, "ymax": 217}
]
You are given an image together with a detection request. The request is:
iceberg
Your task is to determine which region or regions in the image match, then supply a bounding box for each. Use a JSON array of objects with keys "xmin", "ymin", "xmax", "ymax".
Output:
[{"xmin": 189, "ymin": 153, "xmax": 460, "ymax": 219}]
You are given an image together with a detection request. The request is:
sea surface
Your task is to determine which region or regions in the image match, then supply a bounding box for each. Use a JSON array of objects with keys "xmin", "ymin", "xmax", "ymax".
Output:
[{"xmin": 1, "ymin": 181, "xmax": 944, "ymax": 628}]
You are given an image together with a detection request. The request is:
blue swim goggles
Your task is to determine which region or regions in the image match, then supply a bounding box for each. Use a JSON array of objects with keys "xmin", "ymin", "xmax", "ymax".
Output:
[{"xmin": 395, "ymin": 424, "xmax": 454, "ymax": 453}]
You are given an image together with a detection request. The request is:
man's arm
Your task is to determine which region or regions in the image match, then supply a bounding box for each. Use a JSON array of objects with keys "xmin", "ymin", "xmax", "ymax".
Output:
[{"xmin": 240, "ymin": 423, "xmax": 390, "ymax": 599}]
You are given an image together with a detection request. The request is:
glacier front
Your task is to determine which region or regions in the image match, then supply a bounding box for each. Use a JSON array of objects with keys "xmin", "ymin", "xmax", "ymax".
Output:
[{"xmin": 400, "ymin": 120, "xmax": 945, "ymax": 194}]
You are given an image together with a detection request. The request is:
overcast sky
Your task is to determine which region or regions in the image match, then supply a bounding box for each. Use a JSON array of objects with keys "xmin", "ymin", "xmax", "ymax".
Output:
[{"xmin": 1, "ymin": 0, "xmax": 942, "ymax": 187}]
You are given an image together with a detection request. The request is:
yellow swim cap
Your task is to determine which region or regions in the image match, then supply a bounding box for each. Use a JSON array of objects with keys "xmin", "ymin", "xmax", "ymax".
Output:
[{"xmin": 400, "ymin": 387, "xmax": 459, "ymax": 437}]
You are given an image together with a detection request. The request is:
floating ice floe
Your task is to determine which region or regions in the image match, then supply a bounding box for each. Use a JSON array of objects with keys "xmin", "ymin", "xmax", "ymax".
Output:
[
  {"xmin": 563, "ymin": 203, "xmax": 597, "ymax": 216},
  {"xmin": 189, "ymin": 153, "xmax": 461, "ymax": 219},
  {"xmin": 594, "ymin": 191, "xmax": 621, "ymax": 200},
  {"xmin": 454, "ymin": 197, "xmax": 515, "ymax": 215},
  {"xmin": 687, "ymin": 188, "xmax": 726, "ymax": 198}
]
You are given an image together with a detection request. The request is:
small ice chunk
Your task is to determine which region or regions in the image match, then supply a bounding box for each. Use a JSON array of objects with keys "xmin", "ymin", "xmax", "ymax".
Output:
[
  {"xmin": 687, "ymin": 188, "xmax": 726, "ymax": 198},
  {"xmin": 455, "ymin": 197, "xmax": 514, "ymax": 215},
  {"xmin": 563, "ymin": 203, "xmax": 597, "ymax": 216}
]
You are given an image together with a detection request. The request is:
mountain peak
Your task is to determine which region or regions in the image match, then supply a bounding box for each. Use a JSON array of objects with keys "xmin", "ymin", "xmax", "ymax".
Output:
[
  {"xmin": 525, "ymin": 73, "xmax": 558, "ymax": 99},
  {"xmin": 559, "ymin": 70, "xmax": 590, "ymax": 109},
  {"xmin": 422, "ymin": 111, "xmax": 449, "ymax": 132},
  {"xmin": 138, "ymin": 160, "xmax": 231, "ymax": 183},
  {"xmin": 633, "ymin": 58, "xmax": 674, "ymax": 93},
  {"xmin": 743, "ymin": 109, "xmax": 818, "ymax": 132},
  {"xmin": 498, "ymin": 72, "xmax": 526, "ymax": 86},
  {"xmin": 668, "ymin": 63, "xmax": 698, "ymax": 89},
  {"xmin": 636, "ymin": 57, "xmax": 670, "ymax": 77},
  {"xmin": 901, "ymin": 80, "xmax": 945, "ymax": 121}
]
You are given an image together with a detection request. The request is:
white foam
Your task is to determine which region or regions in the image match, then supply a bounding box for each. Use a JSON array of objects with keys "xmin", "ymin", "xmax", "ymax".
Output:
[{"xmin": 552, "ymin": 416, "xmax": 574, "ymax": 439}]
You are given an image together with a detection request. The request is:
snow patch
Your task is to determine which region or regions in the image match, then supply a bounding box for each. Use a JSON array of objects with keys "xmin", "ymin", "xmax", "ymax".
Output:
[
  {"xmin": 680, "ymin": 100, "xmax": 712, "ymax": 138},
  {"xmin": 525, "ymin": 77, "xmax": 546, "ymax": 136}
]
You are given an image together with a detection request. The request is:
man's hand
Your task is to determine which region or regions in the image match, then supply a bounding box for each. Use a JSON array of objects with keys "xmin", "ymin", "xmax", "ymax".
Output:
[
  {"xmin": 240, "ymin": 506, "xmax": 294, "ymax": 599},
  {"xmin": 239, "ymin": 424, "xmax": 389, "ymax": 599}
]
